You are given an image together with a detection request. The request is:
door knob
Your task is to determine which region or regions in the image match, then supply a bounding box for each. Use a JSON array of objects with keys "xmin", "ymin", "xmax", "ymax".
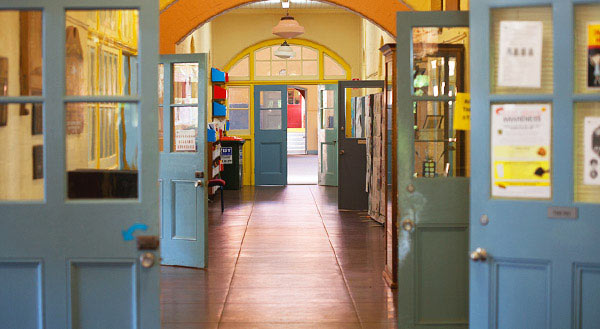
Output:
[
  {"xmin": 470, "ymin": 248, "xmax": 488, "ymax": 262},
  {"xmin": 140, "ymin": 252, "xmax": 155, "ymax": 268},
  {"xmin": 339, "ymin": 150, "xmax": 345, "ymax": 155},
  {"xmin": 401, "ymin": 218, "xmax": 415, "ymax": 232},
  {"xmin": 194, "ymin": 180, "xmax": 203, "ymax": 187}
]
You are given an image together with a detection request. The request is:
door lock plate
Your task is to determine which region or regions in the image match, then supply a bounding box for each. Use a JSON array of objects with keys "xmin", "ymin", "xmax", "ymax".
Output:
[{"xmin": 136, "ymin": 235, "xmax": 160, "ymax": 250}]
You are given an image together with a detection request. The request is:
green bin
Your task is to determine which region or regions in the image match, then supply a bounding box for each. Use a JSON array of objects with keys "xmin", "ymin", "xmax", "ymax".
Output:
[{"xmin": 220, "ymin": 139, "xmax": 245, "ymax": 190}]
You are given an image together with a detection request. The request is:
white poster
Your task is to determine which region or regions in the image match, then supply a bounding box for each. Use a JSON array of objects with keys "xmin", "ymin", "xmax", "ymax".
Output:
[
  {"xmin": 175, "ymin": 129, "xmax": 196, "ymax": 152},
  {"xmin": 221, "ymin": 147, "xmax": 233, "ymax": 165},
  {"xmin": 584, "ymin": 117, "xmax": 600, "ymax": 185},
  {"xmin": 491, "ymin": 104, "xmax": 551, "ymax": 199},
  {"xmin": 498, "ymin": 21, "xmax": 543, "ymax": 88}
]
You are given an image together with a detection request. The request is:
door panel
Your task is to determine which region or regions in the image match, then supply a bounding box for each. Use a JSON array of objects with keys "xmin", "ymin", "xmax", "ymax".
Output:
[
  {"xmin": 255, "ymin": 85, "xmax": 287, "ymax": 185},
  {"xmin": 337, "ymin": 80, "xmax": 384, "ymax": 210},
  {"xmin": 159, "ymin": 54, "xmax": 207, "ymax": 268},
  {"xmin": 0, "ymin": 3, "xmax": 159, "ymax": 328},
  {"xmin": 470, "ymin": 2, "xmax": 600, "ymax": 328},
  {"xmin": 318, "ymin": 84, "xmax": 338, "ymax": 186},
  {"xmin": 396, "ymin": 11, "xmax": 470, "ymax": 328}
]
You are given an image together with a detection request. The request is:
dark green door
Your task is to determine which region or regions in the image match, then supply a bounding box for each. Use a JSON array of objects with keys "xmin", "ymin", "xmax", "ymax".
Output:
[{"xmin": 396, "ymin": 11, "xmax": 470, "ymax": 328}]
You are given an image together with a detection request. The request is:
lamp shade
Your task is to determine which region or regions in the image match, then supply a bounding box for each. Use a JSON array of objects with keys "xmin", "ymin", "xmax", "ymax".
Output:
[
  {"xmin": 272, "ymin": 16, "xmax": 305, "ymax": 39},
  {"xmin": 274, "ymin": 41, "xmax": 295, "ymax": 59}
]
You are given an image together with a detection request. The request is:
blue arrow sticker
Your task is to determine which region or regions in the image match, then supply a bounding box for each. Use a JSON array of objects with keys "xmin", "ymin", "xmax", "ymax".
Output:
[{"xmin": 122, "ymin": 223, "xmax": 148, "ymax": 241}]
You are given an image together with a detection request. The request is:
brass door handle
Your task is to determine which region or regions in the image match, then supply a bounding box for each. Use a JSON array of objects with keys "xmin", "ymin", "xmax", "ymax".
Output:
[
  {"xmin": 470, "ymin": 248, "xmax": 488, "ymax": 262},
  {"xmin": 195, "ymin": 180, "xmax": 203, "ymax": 187},
  {"xmin": 339, "ymin": 150, "xmax": 345, "ymax": 155},
  {"xmin": 401, "ymin": 218, "xmax": 415, "ymax": 232}
]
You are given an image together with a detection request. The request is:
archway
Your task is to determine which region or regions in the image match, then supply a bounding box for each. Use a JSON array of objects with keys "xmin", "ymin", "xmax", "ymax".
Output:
[{"xmin": 159, "ymin": 0, "xmax": 413, "ymax": 54}]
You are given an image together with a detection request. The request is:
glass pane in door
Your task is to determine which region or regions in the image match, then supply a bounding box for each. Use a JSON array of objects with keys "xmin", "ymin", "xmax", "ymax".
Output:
[
  {"xmin": 172, "ymin": 106, "xmax": 198, "ymax": 152},
  {"xmin": 66, "ymin": 103, "xmax": 139, "ymax": 199},
  {"xmin": 173, "ymin": 63, "xmax": 198, "ymax": 104},
  {"xmin": 412, "ymin": 27, "xmax": 469, "ymax": 97},
  {"xmin": 65, "ymin": 9, "xmax": 138, "ymax": 96}
]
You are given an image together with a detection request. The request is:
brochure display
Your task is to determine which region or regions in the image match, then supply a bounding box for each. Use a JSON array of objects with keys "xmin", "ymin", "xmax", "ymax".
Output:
[{"xmin": 491, "ymin": 103, "xmax": 551, "ymax": 199}]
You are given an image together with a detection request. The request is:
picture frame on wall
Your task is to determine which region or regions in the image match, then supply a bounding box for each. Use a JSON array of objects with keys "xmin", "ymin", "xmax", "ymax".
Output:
[
  {"xmin": 32, "ymin": 145, "xmax": 43, "ymax": 180},
  {"xmin": 32, "ymin": 103, "xmax": 43, "ymax": 135},
  {"xmin": 0, "ymin": 57, "xmax": 7, "ymax": 126}
]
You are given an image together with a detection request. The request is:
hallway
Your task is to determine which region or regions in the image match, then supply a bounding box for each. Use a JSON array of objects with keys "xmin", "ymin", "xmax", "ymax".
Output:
[{"xmin": 161, "ymin": 185, "xmax": 397, "ymax": 328}]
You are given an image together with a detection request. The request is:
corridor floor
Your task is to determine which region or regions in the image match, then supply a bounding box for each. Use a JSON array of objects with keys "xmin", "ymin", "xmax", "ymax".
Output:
[{"xmin": 161, "ymin": 185, "xmax": 397, "ymax": 328}]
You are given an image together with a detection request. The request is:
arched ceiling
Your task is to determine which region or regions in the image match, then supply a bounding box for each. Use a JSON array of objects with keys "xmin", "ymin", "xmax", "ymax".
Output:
[{"xmin": 159, "ymin": 0, "xmax": 415, "ymax": 54}]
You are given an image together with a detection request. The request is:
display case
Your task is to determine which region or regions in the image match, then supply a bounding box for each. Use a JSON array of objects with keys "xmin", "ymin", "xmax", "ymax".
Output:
[{"xmin": 379, "ymin": 43, "xmax": 397, "ymax": 289}]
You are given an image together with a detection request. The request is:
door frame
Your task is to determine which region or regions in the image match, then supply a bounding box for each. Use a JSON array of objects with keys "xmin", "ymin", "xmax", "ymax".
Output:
[{"xmin": 287, "ymin": 85, "xmax": 308, "ymax": 155}]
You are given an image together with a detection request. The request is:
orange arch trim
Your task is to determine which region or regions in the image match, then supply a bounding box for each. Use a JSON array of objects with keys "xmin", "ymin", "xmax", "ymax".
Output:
[{"xmin": 160, "ymin": 0, "xmax": 412, "ymax": 54}]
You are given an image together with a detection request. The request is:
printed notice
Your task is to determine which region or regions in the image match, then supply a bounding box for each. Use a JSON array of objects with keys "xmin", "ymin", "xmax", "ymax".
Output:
[
  {"xmin": 175, "ymin": 129, "xmax": 196, "ymax": 152},
  {"xmin": 453, "ymin": 93, "xmax": 471, "ymax": 131},
  {"xmin": 221, "ymin": 147, "xmax": 233, "ymax": 164},
  {"xmin": 491, "ymin": 104, "xmax": 551, "ymax": 199},
  {"xmin": 497, "ymin": 21, "xmax": 543, "ymax": 88},
  {"xmin": 583, "ymin": 117, "xmax": 600, "ymax": 185}
]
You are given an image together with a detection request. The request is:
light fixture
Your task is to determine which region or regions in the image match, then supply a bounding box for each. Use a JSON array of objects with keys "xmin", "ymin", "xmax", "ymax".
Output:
[
  {"xmin": 281, "ymin": 0, "xmax": 290, "ymax": 9},
  {"xmin": 274, "ymin": 41, "xmax": 295, "ymax": 59},
  {"xmin": 272, "ymin": 13, "xmax": 304, "ymax": 39}
]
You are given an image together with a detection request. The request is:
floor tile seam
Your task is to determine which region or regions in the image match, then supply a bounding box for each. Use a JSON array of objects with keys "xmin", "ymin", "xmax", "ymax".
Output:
[
  {"xmin": 216, "ymin": 195, "xmax": 256, "ymax": 329},
  {"xmin": 307, "ymin": 186, "xmax": 364, "ymax": 328}
]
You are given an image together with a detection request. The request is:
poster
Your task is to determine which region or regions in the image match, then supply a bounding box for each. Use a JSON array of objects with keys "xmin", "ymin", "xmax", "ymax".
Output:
[
  {"xmin": 221, "ymin": 147, "xmax": 233, "ymax": 164},
  {"xmin": 453, "ymin": 93, "xmax": 471, "ymax": 131},
  {"xmin": 587, "ymin": 23, "xmax": 600, "ymax": 89},
  {"xmin": 491, "ymin": 104, "xmax": 551, "ymax": 199},
  {"xmin": 497, "ymin": 21, "xmax": 543, "ymax": 88},
  {"xmin": 583, "ymin": 116, "xmax": 600, "ymax": 185}
]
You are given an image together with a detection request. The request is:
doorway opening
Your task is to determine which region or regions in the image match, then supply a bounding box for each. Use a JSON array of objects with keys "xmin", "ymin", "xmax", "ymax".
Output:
[{"xmin": 286, "ymin": 86, "xmax": 318, "ymax": 184}]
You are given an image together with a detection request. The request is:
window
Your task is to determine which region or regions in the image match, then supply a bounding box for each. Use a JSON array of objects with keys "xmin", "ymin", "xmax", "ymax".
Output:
[
  {"xmin": 228, "ymin": 86, "xmax": 250, "ymax": 133},
  {"xmin": 254, "ymin": 45, "xmax": 319, "ymax": 80}
]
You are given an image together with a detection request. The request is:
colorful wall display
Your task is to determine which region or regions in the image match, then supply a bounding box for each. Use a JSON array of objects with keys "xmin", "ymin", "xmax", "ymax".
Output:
[
  {"xmin": 491, "ymin": 103, "xmax": 551, "ymax": 199},
  {"xmin": 583, "ymin": 116, "xmax": 600, "ymax": 185},
  {"xmin": 588, "ymin": 23, "xmax": 600, "ymax": 89}
]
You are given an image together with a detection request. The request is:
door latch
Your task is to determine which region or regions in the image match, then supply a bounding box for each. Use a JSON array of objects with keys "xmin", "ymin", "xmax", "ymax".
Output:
[{"xmin": 136, "ymin": 235, "xmax": 160, "ymax": 250}]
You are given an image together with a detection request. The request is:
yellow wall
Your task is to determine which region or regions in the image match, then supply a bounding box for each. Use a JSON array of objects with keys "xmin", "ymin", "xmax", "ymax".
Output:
[
  {"xmin": 208, "ymin": 10, "xmax": 362, "ymax": 79},
  {"xmin": 0, "ymin": 12, "xmax": 44, "ymax": 200}
]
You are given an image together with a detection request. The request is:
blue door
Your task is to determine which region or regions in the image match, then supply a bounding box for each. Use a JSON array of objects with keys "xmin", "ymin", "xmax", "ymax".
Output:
[
  {"xmin": 470, "ymin": 1, "xmax": 600, "ymax": 327},
  {"xmin": 0, "ymin": 2, "xmax": 160, "ymax": 328},
  {"xmin": 159, "ymin": 54, "xmax": 207, "ymax": 268},
  {"xmin": 396, "ymin": 11, "xmax": 470, "ymax": 328},
  {"xmin": 254, "ymin": 85, "xmax": 287, "ymax": 185}
]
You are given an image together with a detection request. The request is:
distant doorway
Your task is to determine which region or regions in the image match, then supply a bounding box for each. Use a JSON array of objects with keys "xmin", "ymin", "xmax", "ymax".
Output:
[
  {"xmin": 288, "ymin": 154, "xmax": 318, "ymax": 184},
  {"xmin": 286, "ymin": 86, "xmax": 318, "ymax": 184}
]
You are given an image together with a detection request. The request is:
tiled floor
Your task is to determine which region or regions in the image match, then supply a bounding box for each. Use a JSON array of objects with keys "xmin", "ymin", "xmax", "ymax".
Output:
[
  {"xmin": 287, "ymin": 155, "xmax": 318, "ymax": 185},
  {"xmin": 161, "ymin": 185, "xmax": 397, "ymax": 329}
]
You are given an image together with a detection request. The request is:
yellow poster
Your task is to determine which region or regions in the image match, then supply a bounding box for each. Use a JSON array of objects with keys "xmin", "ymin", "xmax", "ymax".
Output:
[
  {"xmin": 588, "ymin": 24, "xmax": 600, "ymax": 88},
  {"xmin": 491, "ymin": 104, "xmax": 551, "ymax": 199},
  {"xmin": 453, "ymin": 93, "xmax": 470, "ymax": 131}
]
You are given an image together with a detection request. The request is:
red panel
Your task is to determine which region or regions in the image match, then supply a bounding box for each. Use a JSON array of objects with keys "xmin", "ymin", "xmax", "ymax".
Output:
[
  {"xmin": 213, "ymin": 85, "xmax": 227, "ymax": 99},
  {"xmin": 287, "ymin": 104, "xmax": 302, "ymax": 128}
]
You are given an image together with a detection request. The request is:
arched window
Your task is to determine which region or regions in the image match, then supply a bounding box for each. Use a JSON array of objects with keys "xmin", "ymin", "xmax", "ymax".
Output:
[{"xmin": 225, "ymin": 39, "xmax": 350, "ymax": 82}]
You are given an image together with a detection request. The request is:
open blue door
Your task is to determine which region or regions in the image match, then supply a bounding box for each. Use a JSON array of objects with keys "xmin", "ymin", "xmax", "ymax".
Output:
[
  {"xmin": 0, "ymin": 2, "xmax": 160, "ymax": 328},
  {"xmin": 254, "ymin": 85, "xmax": 287, "ymax": 185},
  {"xmin": 470, "ymin": 1, "xmax": 600, "ymax": 327},
  {"xmin": 159, "ymin": 54, "xmax": 207, "ymax": 268}
]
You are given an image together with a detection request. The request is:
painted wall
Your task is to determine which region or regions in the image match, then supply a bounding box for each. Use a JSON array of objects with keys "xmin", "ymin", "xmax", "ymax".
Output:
[
  {"xmin": 297, "ymin": 84, "xmax": 319, "ymax": 152},
  {"xmin": 0, "ymin": 12, "xmax": 44, "ymax": 200},
  {"xmin": 362, "ymin": 18, "xmax": 395, "ymax": 81},
  {"xmin": 209, "ymin": 10, "xmax": 362, "ymax": 79}
]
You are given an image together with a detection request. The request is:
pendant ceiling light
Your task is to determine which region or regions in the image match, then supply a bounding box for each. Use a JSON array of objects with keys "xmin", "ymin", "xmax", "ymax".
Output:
[
  {"xmin": 272, "ymin": 13, "xmax": 305, "ymax": 39},
  {"xmin": 274, "ymin": 41, "xmax": 295, "ymax": 59}
]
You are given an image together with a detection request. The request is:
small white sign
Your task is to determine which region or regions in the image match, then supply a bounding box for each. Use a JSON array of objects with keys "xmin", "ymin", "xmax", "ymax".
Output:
[
  {"xmin": 583, "ymin": 116, "xmax": 600, "ymax": 185},
  {"xmin": 221, "ymin": 147, "xmax": 233, "ymax": 164},
  {"xmin": 175, "ymin": 129, "xmax": 196, "ymax": 151},
  {"xmin": 498, "ymin": 21, "xmax": 543, "ymax": 88}
]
